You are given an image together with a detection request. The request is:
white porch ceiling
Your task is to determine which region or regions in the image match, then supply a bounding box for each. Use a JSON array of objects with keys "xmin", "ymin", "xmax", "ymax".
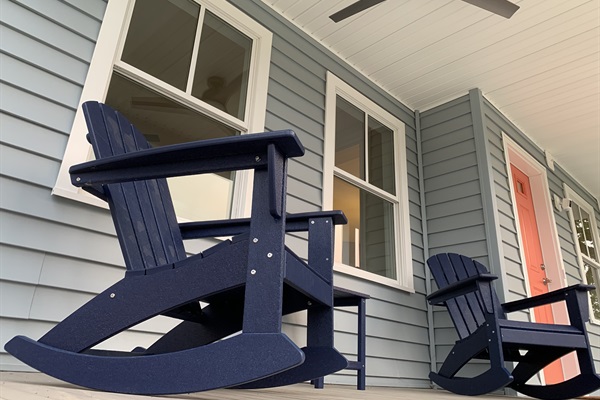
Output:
[{"xmin": 262, "ymin": 0, "xmax": 600, "ymax": 200}]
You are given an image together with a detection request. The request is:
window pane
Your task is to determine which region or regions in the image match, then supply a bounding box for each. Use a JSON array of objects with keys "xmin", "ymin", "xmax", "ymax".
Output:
[
  {"xmin": 191, "ymin": 11, "xmax": 252, "ymax": 120},
  {"xmin": 584, "ymin": 262, "xmax": 600, "ymax": 320},
  {"xmin": 105, "ymin": 73, "xmax": 238, "ymax": 221},
  {"xmin": 121, "ymin": 0, "xmax": 199, "ymax": 91},
  {"xmin": 333, "ymin": 177, "xmax": 397, "ymax": 279},
  {"xmin": 335, "ymin": 96, "xmax": 365, "ymax": 179},
  {"xmin": 581, "ymin": 208, "xmax": 597, "ymax": 261},
  {"xmin": 573, "ymin": 203, "xmax": 598, "ymax": 261},
  {"xmin": 572, "ymin": 203, "xmax": 589, "ymax": 258},
  {"xmin": 368, "ymin": 116, "xmax": 396, "ymax": 195}
]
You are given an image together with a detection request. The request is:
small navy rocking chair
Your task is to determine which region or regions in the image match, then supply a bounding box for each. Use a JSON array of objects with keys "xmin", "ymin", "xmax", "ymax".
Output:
[
  {"xmin": 427, "ymin": 253, "xmax": 600, "ymax": 400},
  {"xmin": 5, "ymin": 102, "xmax": 349, "ymax": 394}
]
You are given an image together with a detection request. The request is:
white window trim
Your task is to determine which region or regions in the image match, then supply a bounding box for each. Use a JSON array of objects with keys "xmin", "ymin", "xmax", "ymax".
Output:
[
  {"xmin": 564, "ymin": 184, "xmax": 600, "ymax": 324},
  {"xmin": 53, "ymin": 0, "xmax": 272, "ymax": 219},
  {"xmin": 323, "ymin": 72, "xmax": 413, "ymax": 292}
]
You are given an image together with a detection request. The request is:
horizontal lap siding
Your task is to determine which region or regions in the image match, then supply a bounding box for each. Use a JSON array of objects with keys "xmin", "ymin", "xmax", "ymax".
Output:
[
  {"xmin": 0, "ymin": 0, "xmax": 185, "ymax": 369},
  {"xmin": 481, "ymin": 97, "xmax": 600, "ymax": 385},
  {"xmin": 0, "ymin": 0, "xmax": 100, "ymax": 369},
  {"xmin": 419, "ymin": 94, "xmax": 489, "ymax": 372},
  {"xmin": 230, "ymin": 0, "xmax": 428, "ymax": 388},
  {"xmin": 421, "ymin": 95, "xmax": 486, "ymax": 257}
]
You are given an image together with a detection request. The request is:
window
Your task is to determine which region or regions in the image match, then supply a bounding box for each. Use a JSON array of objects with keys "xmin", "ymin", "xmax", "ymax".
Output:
[
  {"xmin": 324, "ymin": 72, "xmax": 412, "ymax": 290},
  {"xmin": 564, "ymin": 185, "xmax": 600, "ymax": 322},
  {"xmin": 53, "ymin": 0, "xmax": 272, "ymax": 221}
]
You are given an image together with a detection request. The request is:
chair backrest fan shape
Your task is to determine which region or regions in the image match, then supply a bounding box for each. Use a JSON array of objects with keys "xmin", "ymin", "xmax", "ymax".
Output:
[
  {"xmin": 428, "ymin": 253, "xmax": 504, "ymax": 339},
  {"xmin": 83, "ymin": 102, "xmax": 186, "ymax": 272}
]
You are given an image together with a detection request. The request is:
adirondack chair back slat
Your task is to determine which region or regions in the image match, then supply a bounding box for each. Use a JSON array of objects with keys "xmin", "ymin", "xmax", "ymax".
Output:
[
  {"xmin": 428, "ymin": 253, "xmax": 503, "ymax": 339},
  {"xmin": 83, "ymin": 102, "xmax": 186, "ymax": 271}
]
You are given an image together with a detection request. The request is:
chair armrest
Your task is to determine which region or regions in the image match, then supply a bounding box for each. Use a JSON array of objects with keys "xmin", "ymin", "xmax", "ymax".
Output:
[
  {"xmin": 285, "ymin": 211, "xmax": 347, "ymax": 232},
  {"xmin": 69, "ymin": 130, "xmax": 304, "ymax": 186},
  {"xmin": 501, "ymin": 284, "xmax": 595, "ymax": 313},
  {"xmin": 179, "ymin": 211, "xmax": 347, "ymax": 240},
  {"xmin": 180, "ymin": 218, "xmax": 251, "ymax": 239},
  {"xmin": 427, "ymin": 274, "xmax": 498, "ymax": 306}
]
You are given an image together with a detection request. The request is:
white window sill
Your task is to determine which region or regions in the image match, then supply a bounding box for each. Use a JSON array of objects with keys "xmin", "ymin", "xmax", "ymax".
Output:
[{"xmin": 334, "ymin": 263, "xmax": 414, "ymax": 292}]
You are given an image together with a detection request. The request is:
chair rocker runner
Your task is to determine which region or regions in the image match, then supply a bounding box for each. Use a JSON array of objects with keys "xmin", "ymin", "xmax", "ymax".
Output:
[
  {"xmin": 5, "ymin": 102, "xmax": 348, "ymax": 394},
  {"xmin": 426, "ymin": 253, "xmax": 600, "ymax": 400}
]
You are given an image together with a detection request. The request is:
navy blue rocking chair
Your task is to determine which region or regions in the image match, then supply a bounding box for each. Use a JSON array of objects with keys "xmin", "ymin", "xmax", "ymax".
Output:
[
  {"xmin": 5, "ymin": 101, "xmax": 348, "ymax": 394},
  {"xmin": 427, "ymin": 253, "xmax": 600, "ymax": 400}
]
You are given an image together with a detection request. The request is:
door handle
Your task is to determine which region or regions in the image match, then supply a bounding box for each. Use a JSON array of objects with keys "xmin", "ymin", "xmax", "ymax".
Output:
[{"xmin": 542, "ymin": 277, "xmax": 552, "ymax": 285}]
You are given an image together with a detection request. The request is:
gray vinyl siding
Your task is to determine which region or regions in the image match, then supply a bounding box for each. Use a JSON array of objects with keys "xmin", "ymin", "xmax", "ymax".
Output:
[
  {"xmin": 419, "ymin": 93, "xmax": 491, "ymax": 375},
  {"xmin": 0, "ymin": 0, "xmax": 109, "ymax": 370},
  {"xmin": 228, "ymin": 1, "xmax": 429, "ymax": 388},
  {"xmin": 480, "ymin": 96, "xmax": 600, "ymax": 384},
  {"xmin": 420, "ymin": 94, "xmax": 486, "ymax": 258},
  {"xmin": 0, "ymin": 0, "xmax": 182, "ymax": 369}
]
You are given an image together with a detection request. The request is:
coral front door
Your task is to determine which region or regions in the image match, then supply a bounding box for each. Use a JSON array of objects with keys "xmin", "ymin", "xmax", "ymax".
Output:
[{"xmin": 511, "ymin": 165, "xmax": 564, "ymax": 384}]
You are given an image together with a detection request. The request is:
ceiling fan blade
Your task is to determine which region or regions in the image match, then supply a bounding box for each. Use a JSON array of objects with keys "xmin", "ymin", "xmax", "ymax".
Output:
[
  {"xmin": 329, "ymin": 0, "xmax": 386, "ymax": 23},
  {"xmin": 461, "ymin": 0, "xmax": 520, "ymax": 18}
]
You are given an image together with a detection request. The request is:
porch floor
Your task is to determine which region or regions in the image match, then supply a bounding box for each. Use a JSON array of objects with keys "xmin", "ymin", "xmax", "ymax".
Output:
[{"xmin": 0, "ymin": 372, "xmax": 515, "ymax": 400}]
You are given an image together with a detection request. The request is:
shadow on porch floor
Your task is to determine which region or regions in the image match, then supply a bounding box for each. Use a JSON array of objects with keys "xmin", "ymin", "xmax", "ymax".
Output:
[{"xmin": 0, "ymin": 372, "xmax": 516, "ymax": 400}]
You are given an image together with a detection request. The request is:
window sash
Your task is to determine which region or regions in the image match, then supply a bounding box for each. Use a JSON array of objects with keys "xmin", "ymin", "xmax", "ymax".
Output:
[
  {"xmin": 332, "ymin": 106, "xmax": 401, "ymax": 282},
  {"xmin": 334, "ymin": 95, "xmax": 398, "ymax": 197},
  {"xmin": 113, "ymin": 62, "xmax": 248, "ymax": 133},
  {"xmin": 118, "ymin": 4, "xmax": 253, "ymax": 122},
  {"xmin": 324, "ymin": 72, "xmax": 413, "ymax": 291},
  {"xmin": 116, "ymin": 1, "xmax": 253, "ymax": 132},
  {"xmin": 52, "ymin": 0, "xmax": 272, "ymax": 220},
  {"xmin": 564, "ymin": 184, "xmax": 600, "ymax": 324}
]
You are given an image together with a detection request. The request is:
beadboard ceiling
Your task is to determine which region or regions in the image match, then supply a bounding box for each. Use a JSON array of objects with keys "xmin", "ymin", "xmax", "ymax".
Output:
[{"xmin": 262, "ymin": 0, "xmax": 600, "ymax": 200}]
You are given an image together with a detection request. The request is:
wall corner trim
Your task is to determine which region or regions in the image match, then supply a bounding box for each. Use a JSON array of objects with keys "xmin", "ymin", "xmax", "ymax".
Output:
[{"xmin": 416, "ymin": 109, "xmax": 437, "ymax": 378}]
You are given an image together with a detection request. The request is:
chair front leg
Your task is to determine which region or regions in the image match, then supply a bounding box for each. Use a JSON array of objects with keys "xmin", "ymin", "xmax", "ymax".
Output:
[
  {"xmin": 306, "ymin": 216, "xmax": 335, "ymax": 347},
  {"xmin": 242, "ymin": 152, "xmax": 287, "ymax": 334}
]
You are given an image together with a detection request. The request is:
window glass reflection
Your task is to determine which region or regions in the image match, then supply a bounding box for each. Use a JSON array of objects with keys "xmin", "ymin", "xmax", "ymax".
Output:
[
  {"xmin": 333, "ymin": 177, "xmax": 397, "ymax": 279},
  {"xmin": 368, "ymin": 116, "xmax": 395, "ymax": 195},
  {"xmin": 121, "ymin": 0, "xmax": 200, "ymax": 91},
  {"xmin": 573, "ymin": 203, "xmax": 598, "ymax": 261},
  {"xmin": 191, "ymin": 11, "xmax": 252, "ymax": 120},
  {"xmin": 335, "ymin": 96, "xmax": 365, "ymax": 179}
]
